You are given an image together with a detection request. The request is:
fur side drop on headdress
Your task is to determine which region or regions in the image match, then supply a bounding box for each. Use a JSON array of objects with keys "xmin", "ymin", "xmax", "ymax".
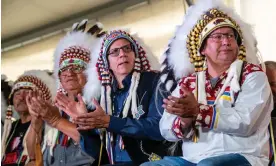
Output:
[{"xmin": 1, "ymin": 70, "xmax": 56, "ymax": 163}]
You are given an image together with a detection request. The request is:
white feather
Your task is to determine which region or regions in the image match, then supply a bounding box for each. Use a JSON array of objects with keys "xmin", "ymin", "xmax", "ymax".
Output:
[
  {"xmin": 168, "ymin": 0, "xmax": 261, "ymax": 80},
  {"xmin": 53, "ymin": 31, "xmax": 103, "ymax": 92}
]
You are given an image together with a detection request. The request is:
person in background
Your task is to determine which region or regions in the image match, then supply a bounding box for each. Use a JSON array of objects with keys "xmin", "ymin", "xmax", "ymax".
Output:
[
  {"xmin": 265, "ymin": 61, "xmax": 276, "ymax": 115},
  {"xmin": 1, "ymin": 70, "xmax": 55, "ymax": 166},
  {"xmin": 264, "ymin": 61, "xmax": 276, "ymax": 166}
]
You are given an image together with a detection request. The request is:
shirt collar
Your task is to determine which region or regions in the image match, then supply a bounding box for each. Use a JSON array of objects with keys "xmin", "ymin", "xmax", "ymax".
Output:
[{"xmin": 112, "ymin": 72, "xmax": 133, "ymax": 93}]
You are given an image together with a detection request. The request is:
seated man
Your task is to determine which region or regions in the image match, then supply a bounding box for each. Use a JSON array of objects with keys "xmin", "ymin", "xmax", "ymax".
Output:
[
  {"xmin": 25, "ymin": 20, "xmax": 108, "ymax": 166},
  {"xmin": 142, "ymin": 0, "xmax": 272, "ymax": 166},
  {"xmin": 1, "ymin": 70, "xmax": 55, "ymax": 166},
  {"xmin": 58, "ymin": 30, "xmax": 173, "ymax": 165}
]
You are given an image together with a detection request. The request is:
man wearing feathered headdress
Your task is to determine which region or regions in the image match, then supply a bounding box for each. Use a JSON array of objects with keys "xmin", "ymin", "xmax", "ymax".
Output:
[
  {"xmin": 142, "ymin": 0, "xmax": 272, "ymax": 165},
  {"xmin": 60, "ymin": 29, "xmax": 175, "ymax": 165},
  {"xmin": 1, "ymin": 70, "xmax": 56, "ymax": 166}
]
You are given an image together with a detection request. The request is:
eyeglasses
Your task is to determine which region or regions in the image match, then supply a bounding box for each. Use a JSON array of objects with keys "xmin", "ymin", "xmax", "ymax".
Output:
[
  {"xmin": 13, "ymin": 89, "xmax": 32, "ymax": 97},
  {"xmin": 208, "ymin": 33, "xmax": 236, "ymax": 43},
  {"xmin": 107, "ymin": 44, "xmax": 134, "ymax": 57},
  {"xmin": 59, "ymin": 66, "xmax": 84, "ymax": 77}
]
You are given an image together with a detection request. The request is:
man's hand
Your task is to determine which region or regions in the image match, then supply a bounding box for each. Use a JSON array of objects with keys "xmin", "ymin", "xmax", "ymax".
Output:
[
  {"xmin": 163, "ymin": 85, "xmax": 199, "ymax": 118},
  {"xmin": 26, "ymin": 90, "xmax": 62, "ymax": 127},
  {"xmin": 73, "ymin": 99, "xmax": 110, "ymax": 130},
  {"xmin": 55, "ymin": 93, "xmax": 87, "ymax": 119},
  {"xmin": 26, "ymin": 91, "xmax": 44, "ymax": 134}
]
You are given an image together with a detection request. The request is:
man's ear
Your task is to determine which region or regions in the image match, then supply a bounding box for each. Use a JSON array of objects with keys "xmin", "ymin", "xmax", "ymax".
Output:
[
  {"xmin": 200, "ymin": 50, "xmax": 205, "ymax": 56},
  {"xmin": 200, "ymin": 40, "xmax": 206, "ymax": 56},
  {"xmin": 200, "ymin": 46, "xmax": 205, "ymax": 56}
]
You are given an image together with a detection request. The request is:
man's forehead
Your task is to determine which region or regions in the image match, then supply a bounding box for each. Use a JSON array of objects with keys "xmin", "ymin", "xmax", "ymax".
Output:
[
  {"xmin": 109, "ymin": 39, "xmax": 131, "ymax": 49},
  {"xmin": 210, "ymin": 27, "xmax": 234, "ymax": 34},
  {"xmin": 14, "ymin": 88, "xmax": 32, "ymax": 94},
  {"xmin": 60, "ymin": 65, "xmax": 84, "ymax": 71}
]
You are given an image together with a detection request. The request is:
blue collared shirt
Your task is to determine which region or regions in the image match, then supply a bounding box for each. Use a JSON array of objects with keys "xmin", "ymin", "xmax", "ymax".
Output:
[{"xmin": 111, "ymin": 73, "xmax": 132, "ymax": 162}]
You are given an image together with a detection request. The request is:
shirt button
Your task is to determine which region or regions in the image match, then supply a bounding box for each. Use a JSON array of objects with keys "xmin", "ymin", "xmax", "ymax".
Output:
[{"xmin": 60, "ymin": 160, "xmax": 63, "ymax": 163}]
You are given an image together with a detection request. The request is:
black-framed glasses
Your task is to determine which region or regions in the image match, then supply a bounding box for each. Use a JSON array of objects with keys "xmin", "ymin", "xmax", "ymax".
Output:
[
  {"xmin": 59, "ymin": 66, "xmax": 84, "ymax": 77},
  {"xmin": 107, "ymin": 44, "xmax": 134, "ymax": 57},
  {"xmin": 208, "ymin": 33, "xmax": 236, "ymax": 43}
]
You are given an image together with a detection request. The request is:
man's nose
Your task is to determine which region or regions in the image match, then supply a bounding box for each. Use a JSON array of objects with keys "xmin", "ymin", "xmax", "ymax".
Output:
[
  {"xmin": 118, "ymin": 48, "xmax": 126, "ymax": 57},
  {"xmin": 221, "ymin": 36, "xmax": 231, "ymax": 46},
  {"xmin": 67, "ymin": 70, "xmax": 75, "ymax": 75},
  {"xmin": 17, "ymin": 91, "xmax": 27, "ymax": 100},
  {"xmin": 64, "ymin": 69, "xmax": 75, "ymax": 76}
]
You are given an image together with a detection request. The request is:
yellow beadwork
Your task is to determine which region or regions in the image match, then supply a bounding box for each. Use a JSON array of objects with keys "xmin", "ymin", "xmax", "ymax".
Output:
[{"xmin": 186, "ymin": 8, "xmax": 246, "ymax": 72}]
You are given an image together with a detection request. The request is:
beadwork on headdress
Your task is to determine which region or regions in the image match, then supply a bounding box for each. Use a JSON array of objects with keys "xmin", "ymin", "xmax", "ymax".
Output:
[
  {"xmin": 159, "ymin": 0, "xmax": 262, "ymax": 93},
  {"xmin": 186, "ymin": 8, "xmax": 246, "ymax": 72},
  {"xmin": 53, "ymin": 19, "xmax": 106, "ymax": 93},
  {"xmin": 96, "ymin": 30, "xmax": 151, "ymax": 87}
]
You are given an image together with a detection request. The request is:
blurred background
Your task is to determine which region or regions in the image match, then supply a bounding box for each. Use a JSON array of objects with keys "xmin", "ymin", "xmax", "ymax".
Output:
[{"xmin": 2, "ymin": 0, "xmax": 276, "ymax": 81}]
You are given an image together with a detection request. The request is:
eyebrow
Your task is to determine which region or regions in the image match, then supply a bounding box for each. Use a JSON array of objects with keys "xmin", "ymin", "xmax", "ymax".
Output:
[{"xmin": 109, "ymin": 44, "xmax": 131, "ymax": 51}]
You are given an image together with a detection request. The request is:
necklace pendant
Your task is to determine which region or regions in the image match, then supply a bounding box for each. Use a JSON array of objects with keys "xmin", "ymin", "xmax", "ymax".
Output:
[
  {"xmin": 135, "ymin": 105, "xmax": 145, "ymax": 119},
  {"xmin": 148, "ymin": 153, "xmax": 161, "ymax": 161}
]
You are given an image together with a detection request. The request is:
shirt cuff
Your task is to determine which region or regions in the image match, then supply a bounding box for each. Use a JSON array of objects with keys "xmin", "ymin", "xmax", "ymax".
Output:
[
  {"xmin": 172, "ymin": 117, "xmax": 196, "ymax": 140},
  {"xmin": 107, "ymin": 116, "xmax": 126, "ymax": 133},
  {"xmin": 172, "ymin": 117, "xmax": 184, "ymax": 139}
]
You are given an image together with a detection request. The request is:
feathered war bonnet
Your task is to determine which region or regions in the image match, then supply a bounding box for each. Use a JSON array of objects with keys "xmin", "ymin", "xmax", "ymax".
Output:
[
  {"xmin": 160, "ymin": 0, "xmax": 263, "ymax": 95},
  {"xmin": 83, "ymin": 29, "xmax": 160, "ymax": 164},
  {"xmin": 84, "ymin": 29, "xmax": 160, "ymax": 117},
  {"xmin": 53, "ymin": 19, "xmax": 106, "ymax": 94},
  {"xmin": 1, "ymin": 70, "xmax": 56, "ymax": 163},
  {"xmin": 44, "ymin": 20, "xmax": 106, "ymax": 158}
]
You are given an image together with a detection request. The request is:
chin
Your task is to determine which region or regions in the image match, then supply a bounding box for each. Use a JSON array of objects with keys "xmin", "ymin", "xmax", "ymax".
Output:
[
  {"xmin": 64, "ymin": 83, "xmax": 79, "ymax": 89},
  {"xmin": 119, "ymin": 71, "xmax": 132, "ymax": 76},
  {"xmin": 218, "ymin": 58, "xmax": 235, "ymax": 64},
  {"xmin": 117, "ymin": 68, "xmax": 132, "ymax": 74}
]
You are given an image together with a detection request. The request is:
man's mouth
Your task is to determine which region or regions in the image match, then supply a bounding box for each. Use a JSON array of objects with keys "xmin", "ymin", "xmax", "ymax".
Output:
[
  {"xmin": 66, "ymin": 78, "xmax": 76, "ymax": 83},
  {"xmin": 220, "ymin": 49, "xmax": 232, "ymax": 53},
  {"xmin": 118, "ymin": 61, "xmax": 129, "ymax": 66},
  {"xmin": 16, "ymin": 101, "xmax": 26, "ymax": 107}
]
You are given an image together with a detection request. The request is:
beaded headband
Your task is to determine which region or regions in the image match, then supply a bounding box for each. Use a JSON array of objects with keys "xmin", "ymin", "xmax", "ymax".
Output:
[
  {"xmin": 59, "ymin": 46, "xmax": 91, "ymax": 71},
  {"xmin": 10, "ymin": 75, "xmax": 52, "ymax": 103}
]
